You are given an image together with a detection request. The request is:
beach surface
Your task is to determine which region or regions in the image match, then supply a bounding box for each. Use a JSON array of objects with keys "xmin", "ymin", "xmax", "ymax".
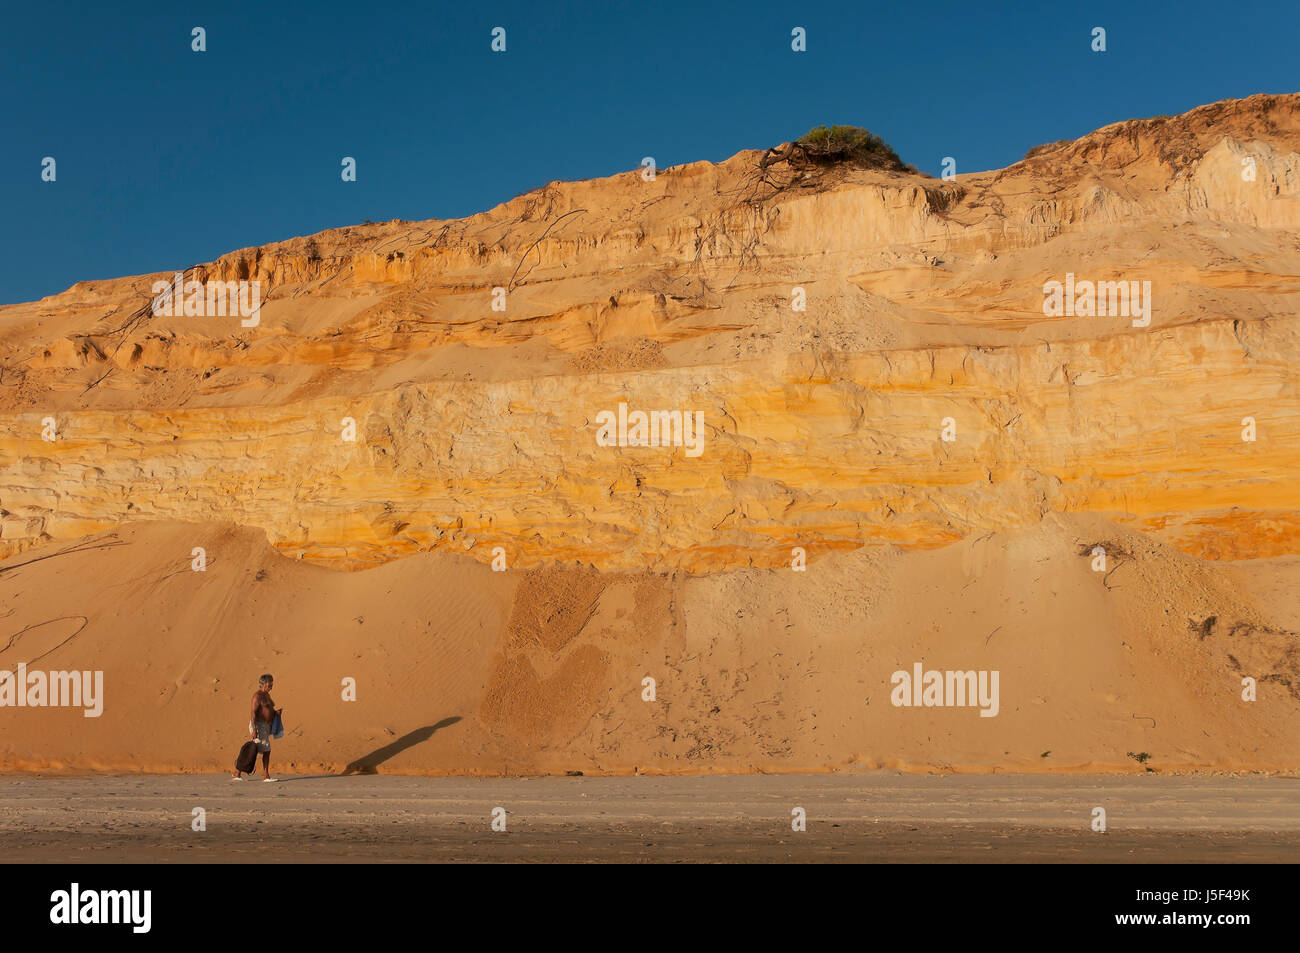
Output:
[{"xmin": 3, "ymin": 772, "xmax": 1297, "ymax": 863}]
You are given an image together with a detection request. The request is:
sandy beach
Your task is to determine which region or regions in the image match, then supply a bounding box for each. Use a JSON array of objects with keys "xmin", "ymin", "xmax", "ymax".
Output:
[{"xmin": 2, "ymin": 773, "xmax": 1297, "ymax": 863}]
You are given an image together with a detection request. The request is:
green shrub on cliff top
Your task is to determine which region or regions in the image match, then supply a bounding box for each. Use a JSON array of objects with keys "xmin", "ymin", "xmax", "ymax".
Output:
[{"xmin": 795, "ymin": 125, "xmax": 911, "ymax": 172}]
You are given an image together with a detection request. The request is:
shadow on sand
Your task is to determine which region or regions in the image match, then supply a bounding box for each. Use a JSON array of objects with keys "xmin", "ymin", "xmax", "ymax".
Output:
[{"xmin": 278, "ymin": 717, "xmax": 462, "ymax": 781}]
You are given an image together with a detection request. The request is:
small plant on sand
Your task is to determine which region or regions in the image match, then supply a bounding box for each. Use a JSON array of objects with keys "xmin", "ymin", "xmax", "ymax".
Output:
[{"xmin": 1127, "ymin": 751, "xmax": 1152, "ymax": 764}]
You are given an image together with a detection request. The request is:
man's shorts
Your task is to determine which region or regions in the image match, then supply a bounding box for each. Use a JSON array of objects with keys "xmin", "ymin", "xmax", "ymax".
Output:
[{"xmin": 252, "ymin": 720, "xmax": 271, "ymax": 753}]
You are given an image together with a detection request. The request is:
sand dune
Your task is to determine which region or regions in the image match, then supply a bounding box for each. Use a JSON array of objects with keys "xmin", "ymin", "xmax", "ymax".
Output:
[{"xmin": 0, "ymin": 514, "xmax": 1294, "ymax": 774}]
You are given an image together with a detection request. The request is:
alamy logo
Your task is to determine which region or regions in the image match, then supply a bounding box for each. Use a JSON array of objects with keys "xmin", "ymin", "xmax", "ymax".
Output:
[
  {"xmin": 595, "ymin": 402, "xmax": 706, "ymax": 457},
  {"xmin": 150, "ymin": 272, "xmax": 262, "ymax": 327},
  {"xmin": 1042, "ymin": 273, "xmax": 1151, "ymax": 327},
  {"xmin": 50, "ymin": 883, "xmax": 151, "ymax": 933},
  {"xmin": 890, "ymin": 662, "xmax": 1000, "ymax": 717},
  {"xmin": 0, "ymin": 665, "xmax": 103, "ymax": 717}
]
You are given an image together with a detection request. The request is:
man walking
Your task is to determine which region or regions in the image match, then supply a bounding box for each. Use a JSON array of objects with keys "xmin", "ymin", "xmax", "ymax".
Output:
[{"xmin": 233, "ymin": 673, "xmax": 282, "ymax": 782}]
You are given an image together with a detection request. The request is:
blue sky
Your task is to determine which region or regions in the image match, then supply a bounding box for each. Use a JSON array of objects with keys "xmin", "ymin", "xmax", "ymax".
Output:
[{"xmin": 2, "ymin": 0, "xmax": 1296, "ymax": 304}]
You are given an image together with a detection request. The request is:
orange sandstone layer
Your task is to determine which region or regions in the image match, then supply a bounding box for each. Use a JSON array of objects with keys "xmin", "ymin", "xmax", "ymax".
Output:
[{"xmin": 1, "ymin": 316, "xmax": 1297, "ymax": 571}]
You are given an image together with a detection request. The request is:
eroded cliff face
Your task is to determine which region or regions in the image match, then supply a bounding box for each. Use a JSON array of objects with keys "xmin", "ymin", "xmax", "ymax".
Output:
[
  {"xmin": 3, "ymin": 95, "xmax": 1300, "ymax": 778},
  {"xmin": 2, "ymin": 93, "xmax": 1298, "ymax": 571}
]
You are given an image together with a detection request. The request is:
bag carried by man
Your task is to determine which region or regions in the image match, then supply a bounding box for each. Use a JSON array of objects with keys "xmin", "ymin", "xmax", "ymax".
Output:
[{"xmin": 235, "ymin": 740, "xmax": 259, "ymax": 774}]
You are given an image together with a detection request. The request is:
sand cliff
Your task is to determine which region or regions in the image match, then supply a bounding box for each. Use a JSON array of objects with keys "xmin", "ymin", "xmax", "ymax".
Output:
[{"xmin": 1, "ymin": 93, "xmax": 1297, "ymax": 774}]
